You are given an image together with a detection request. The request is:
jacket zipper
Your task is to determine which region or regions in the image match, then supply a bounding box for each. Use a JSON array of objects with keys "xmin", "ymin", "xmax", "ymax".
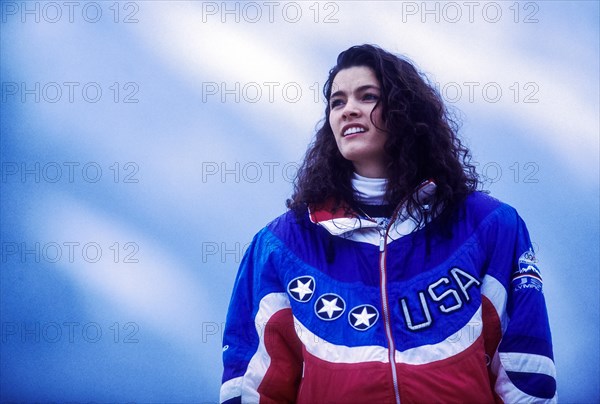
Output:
[{"xmin": 379, "ymin": 226, "xmax": 401, "ymax": 404}]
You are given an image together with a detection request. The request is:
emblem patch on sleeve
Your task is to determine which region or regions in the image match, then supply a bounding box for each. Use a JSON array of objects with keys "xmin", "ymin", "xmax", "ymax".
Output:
[{"xmin": 512, "ymin": 249, "xmax": 543, "ymax": 292}]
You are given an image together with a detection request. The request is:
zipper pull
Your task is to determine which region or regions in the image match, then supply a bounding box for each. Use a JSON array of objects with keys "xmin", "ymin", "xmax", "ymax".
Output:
[{"xmin": 379, "ymin": 231, "xmax": 385, "ymax": 252}]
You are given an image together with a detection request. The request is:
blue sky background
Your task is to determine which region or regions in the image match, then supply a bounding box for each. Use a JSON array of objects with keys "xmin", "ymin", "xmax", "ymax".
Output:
[{"xmin": 1, "ymin": 1, "xmax": 598, "ymax": 402}]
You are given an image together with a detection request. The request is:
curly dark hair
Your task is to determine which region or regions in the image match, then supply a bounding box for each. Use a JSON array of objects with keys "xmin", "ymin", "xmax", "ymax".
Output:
[{"xmin": 287, "ymin": 44, "xmax": 479, "ymax": 227}]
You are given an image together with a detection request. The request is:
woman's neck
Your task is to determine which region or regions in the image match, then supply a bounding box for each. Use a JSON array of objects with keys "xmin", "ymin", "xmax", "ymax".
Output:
[{"xmin": 351, "ymin": 172, "xmax": 387, "ymax": 205}]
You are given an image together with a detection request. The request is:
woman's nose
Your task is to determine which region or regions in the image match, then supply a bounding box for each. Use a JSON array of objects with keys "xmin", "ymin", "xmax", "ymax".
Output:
[{"xmin": 342, "ymin": 99, "xmax": 360, "ymax": 119}]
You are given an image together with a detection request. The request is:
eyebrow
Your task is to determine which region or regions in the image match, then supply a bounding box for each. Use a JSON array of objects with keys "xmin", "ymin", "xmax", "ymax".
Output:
[{"xmin": 330, "ymin": 84, "xmax": 380, "ymax": 100}]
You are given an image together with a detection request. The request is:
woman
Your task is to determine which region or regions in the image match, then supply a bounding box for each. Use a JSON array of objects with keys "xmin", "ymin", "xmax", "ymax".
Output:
[{"xmin": 220, "ymin": 44, "xmax": 556, "ymax": 403}]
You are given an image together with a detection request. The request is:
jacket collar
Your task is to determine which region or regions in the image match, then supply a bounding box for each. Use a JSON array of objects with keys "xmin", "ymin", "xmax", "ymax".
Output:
[{"xmin": 308, "ymin": 180, "xmax": 437, "ymax": 236}]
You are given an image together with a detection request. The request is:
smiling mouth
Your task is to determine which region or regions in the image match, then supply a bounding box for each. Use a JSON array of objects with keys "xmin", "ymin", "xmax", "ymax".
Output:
[{"xmin": 343, "ymin": 126, "xmax": 367, "ymax": 137}]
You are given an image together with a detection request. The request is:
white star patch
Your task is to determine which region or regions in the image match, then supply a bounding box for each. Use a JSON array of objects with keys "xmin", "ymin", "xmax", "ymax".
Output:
[
  {"xmin": 287, "ymin": 276, "xmax": 315, "ymax": 302},
  {"xmin": 349, "ymin": 304, "xmax": 379, "ymax": 331},
  {"xmin": 314, "ymin": 293, "xmax": 345, "ymax": 321}
]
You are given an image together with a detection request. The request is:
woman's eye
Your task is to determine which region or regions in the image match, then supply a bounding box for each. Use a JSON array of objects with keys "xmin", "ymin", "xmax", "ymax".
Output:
[
  {"xmin": 330, "ymin": 99, "xmax": 343, "ymax": 108},
  {"xmin": 363, "ymin": 93, "xmax": 379, "ymax": 101}
]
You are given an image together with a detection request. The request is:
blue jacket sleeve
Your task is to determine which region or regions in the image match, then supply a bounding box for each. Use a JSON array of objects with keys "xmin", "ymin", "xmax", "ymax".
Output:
[
  {"xmin": 219, "ymin": 228, "xmax": 303, "ymax": 403},
  {"xmin": 486, "ymin": 206, "xmax": 557, "ymax": 402}
]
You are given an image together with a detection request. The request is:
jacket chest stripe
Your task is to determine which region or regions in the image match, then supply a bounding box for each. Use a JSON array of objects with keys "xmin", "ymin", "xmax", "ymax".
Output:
[
  {"xmin": 293, "ymin": 316, "xmax": 389, "ymax": 363},
  {"xmin": 395, "ymin": 306, "xmax": 484, "ymax": 365},
  {"xmin": 480, "ymin": 274, "xmax": 508, "ymax": 333}
]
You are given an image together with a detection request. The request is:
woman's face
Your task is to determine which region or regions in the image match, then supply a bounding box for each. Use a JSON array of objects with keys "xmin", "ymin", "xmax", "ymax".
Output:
[{"xmin": 329, "ymin": 66, "xmax": 388, "ymax": 178}]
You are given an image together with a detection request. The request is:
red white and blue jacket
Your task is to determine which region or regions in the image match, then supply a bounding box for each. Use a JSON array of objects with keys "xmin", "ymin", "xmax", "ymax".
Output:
[{"xmin": 220, "ymin": 187, "xmax": 557, "ymax": 403}]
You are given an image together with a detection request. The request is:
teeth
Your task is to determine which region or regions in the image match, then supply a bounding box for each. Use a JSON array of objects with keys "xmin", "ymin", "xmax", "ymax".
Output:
[{"xmin": 344, "ymin": 127, "xmax": 366, "ymax": 136}]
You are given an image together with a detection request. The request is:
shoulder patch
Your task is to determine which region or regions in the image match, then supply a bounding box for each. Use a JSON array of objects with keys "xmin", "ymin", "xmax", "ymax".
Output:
[{"xmin": 512, "ymin": 250, "xmax": 543, "ymax": 292}]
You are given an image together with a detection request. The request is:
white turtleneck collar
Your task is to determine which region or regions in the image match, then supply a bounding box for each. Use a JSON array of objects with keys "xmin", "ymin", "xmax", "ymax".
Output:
[{"xmin": 351, "ymin": 172, "xmax": 388, "ymax": 205}]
